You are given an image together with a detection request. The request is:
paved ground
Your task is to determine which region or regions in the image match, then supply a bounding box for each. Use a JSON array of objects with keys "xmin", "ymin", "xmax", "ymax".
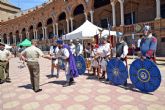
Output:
[{"xmin": 0, "ymin": 58, "xmax": 165, "ymax": 110}]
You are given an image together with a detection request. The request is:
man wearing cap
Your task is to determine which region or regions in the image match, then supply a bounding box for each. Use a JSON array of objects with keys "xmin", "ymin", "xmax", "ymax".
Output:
[
  {"xmin": 21, "ymin": 40, "xmax": 46, "ymax": 92},
  {"xmin": 0, "ymin": 42, "xmax": 12, "ymax": 84},
  {"xmin": 55, "ymin": 39, "xmax": 78, "ymax": 87},
  {"xmin": 75, "ymin": 39, "xmax": 83, "ymax": 56},
  {"xmin": 140, "ymin": 25, "xmax": 157, "ymax": 63}
]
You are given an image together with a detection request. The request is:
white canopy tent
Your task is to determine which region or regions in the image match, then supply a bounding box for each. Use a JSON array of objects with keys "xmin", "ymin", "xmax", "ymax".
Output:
[
  {"xmin": 63, "ymin": 20, "xmax": 122, "ymax": 40},
  {"xmin": 5, "ymin": 44, "xmax": 12, "ymax": 49}
]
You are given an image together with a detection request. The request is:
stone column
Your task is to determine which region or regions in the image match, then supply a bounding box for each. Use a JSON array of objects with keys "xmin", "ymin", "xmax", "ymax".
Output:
[
  {"xmin": 111, "ymin": 2, "xmax": 116, "ymax": 27},
  {"xmin": 26, "ymin": 31, "xmax": 29, "ymax": 39},
  {"xmin": 84, "ymin": 12, "xmax": 88, "ymax": 21},
  {"xmin": 7, "ymin": 36, "xmax": 10, "ymax": 45},
  {"xmin": 19, "ymin": 34, "xmax": 22, "ymax": 42},
  {"xmin": 66, "ymin": 19, "xmax": 70, "ymax": 33},
  {"xmin": 90, "ymin": 10, "xmax": 94, "ymax": 23},
  {"xmin": 70, "ymin": 17, "xmax": 74, "ymax": 31},
  {"xmin": 13, "ymin": 35, "xmax": 16, "ymax": 44},
  {"xmin": 53, "ymin": 24, "xmax": 56, "ymax": 35},
  {"xmin": 155, "ymin": 0, "xmax": 161, "ymax": 20},
  {"xmin": 33, "ymin": 29, "xmax": 36, "ymax": 39},
  {"xmin": 36, "ymin": 30, "xmax": 38, "ymax": 40},
  {"xmin": 42, "ymin": 27, "xmax": 45, "ymax": 39},
  {"xmin": 119, "ymin": 0, "xmax": 124, "ymax": 26},
  {"xmin": 44, "ymin": 27, "xmax": 47, "ymax": 39},
  {"xmin": 0, "ymin": 36, "xmax": 3, "ymax": 43},
  {"xmin": 56, "ymin": 23, "xmax": 59, "ymax": 36}
]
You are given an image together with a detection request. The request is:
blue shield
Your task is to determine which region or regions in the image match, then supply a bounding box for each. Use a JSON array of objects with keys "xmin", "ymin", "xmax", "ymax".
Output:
[
  {"xmin": 74, "ymin": 55, "xmax": 86, "ymax": 75},
  {"xmin": 129, "ymin": 59, "xmax": 161, "ymax": 93},
  {"xmin": 107, "ymin": 58, "xmax": 128, "ymax": 85}
]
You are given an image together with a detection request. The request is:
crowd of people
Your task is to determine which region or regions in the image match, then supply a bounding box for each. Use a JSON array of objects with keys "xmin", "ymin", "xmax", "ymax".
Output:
[{"xmin": 0, "ymin": 25, "xmax": 157, "ymax": 93}]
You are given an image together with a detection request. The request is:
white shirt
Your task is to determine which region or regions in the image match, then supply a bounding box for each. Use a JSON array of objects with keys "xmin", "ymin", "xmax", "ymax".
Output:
[
  {"xmin": 60, "ymin": 48, "xmax": 70, "ymax": 60},
  {"xmin": 137, "ymin": 39, "xmax": 141, "ymax": 48},
  {"xmin": 121, "ymin": 44, "xmax": 128, "ymax": 58},
  {"xmin": 70, "ymin": 43, "xmax": 75, "ymax": 55},
  {"xmin": 97, "ymin": 43, "xmax": 111, "ymax": 57},
  {"xmin": 49, "ymin": 46, "xmax": 55, "ymax": 55}
]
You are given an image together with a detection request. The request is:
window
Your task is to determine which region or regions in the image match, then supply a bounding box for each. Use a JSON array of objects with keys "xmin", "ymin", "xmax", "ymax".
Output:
[
  {"xmin": 161, "ymin": 38, "xmax": 165, "ymax": 42},
  {"xmin": 124, "ymin": 12, "xmax": 135, "ymax": 25},
  {"xmin": 161, "ymin": 4, "xmax": 165, "ymax": 18},
  {"xmin": 101, "ymin": 19, "xmax": 108, "ymax": 28}
]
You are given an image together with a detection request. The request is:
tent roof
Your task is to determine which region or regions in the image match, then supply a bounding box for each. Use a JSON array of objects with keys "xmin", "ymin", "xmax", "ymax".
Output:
[
  {"xmin": 18, "ymin": 39, "xmax": 31, "ymax": 47},
  {"xmin": 63, "ymin": 20, "xmax": 122, "ymax": 40}
]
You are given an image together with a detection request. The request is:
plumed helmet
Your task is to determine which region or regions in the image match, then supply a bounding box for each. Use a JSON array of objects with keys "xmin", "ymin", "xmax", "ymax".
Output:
[{"xmin": 143, "ymin": 25, "xmax": 151, "ymax": 32}]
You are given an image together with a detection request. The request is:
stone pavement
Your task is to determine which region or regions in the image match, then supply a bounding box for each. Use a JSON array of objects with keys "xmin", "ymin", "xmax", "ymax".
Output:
[{"xmin": 0, "ymin": 58, "xmax": 165, "ymax": 110}]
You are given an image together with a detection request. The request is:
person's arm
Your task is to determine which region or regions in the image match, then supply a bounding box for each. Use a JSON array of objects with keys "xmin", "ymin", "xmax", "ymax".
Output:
[{"xmin": 20, "ymin": 50, "xmax": 27, "ymax": 61}]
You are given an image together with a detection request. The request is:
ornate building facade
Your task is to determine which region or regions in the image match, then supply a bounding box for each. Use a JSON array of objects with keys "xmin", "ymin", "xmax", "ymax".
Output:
[
  {"xmin": 0, "ymin": 0, "xmax": 165, "ymax": 56},
  {"xmin": 0, "ymin": 0, "xmax": 20, "ymax": 21}
]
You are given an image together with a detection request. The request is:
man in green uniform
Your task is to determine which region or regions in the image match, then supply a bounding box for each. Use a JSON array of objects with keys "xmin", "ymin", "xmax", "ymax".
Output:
[
  {"xmin": 21, "ymin": 40, "xmax": 46, "ymax": 92},
  {"xmin": 0, "ymin": 42, "xmax": 12, "ymax": 84}
]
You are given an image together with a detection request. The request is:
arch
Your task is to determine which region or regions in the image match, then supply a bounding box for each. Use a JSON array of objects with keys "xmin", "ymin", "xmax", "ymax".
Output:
[
  {"xmin": 22, "ymin": 28, "xmax": 26, "ymax": 32},
  {"xmin": 37, "ymin": 22, "xmax": 42, "ymax": 28},
  {"xmin": 94, "ymin": 0, "xmax": 110, "ymax": 9},
  {"xmin": 29, "ymin": 25, "xmax": 34, "ymax": 40},
  {"xmin": 37, "ymin": 22, "xmax": 43, "ymax": 40},
  {"xmin": 15, "ymin": 30, "xmax": 20, "ymax": 44},
  {"xmin": 22, "ymin": 28, "xmax": 26, "ymax": 41},
  {"xmin": 3, "ymin": 34, "xmax": 7, "ymax": 44},
  {"xmin": 47, "ymin": 18, "xmax": 53, "ymax": 25},
  {"xmin": 29, "ymin": 25, "xmax": 33, "ymax": 30},
  {"xmin": 58, "ymin": 12, "xmax": 66, "ymax": 21},
  {"xmin": 9, "ymin": 32, "xmax": 13, "ymax": 44},
  {"xmin": 73, "ymin": 4, "xmax": 84, "ymax": 16}
]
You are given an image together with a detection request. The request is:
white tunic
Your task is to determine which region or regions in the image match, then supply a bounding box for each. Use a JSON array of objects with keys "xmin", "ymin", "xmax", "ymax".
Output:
[{"xmin": 70, "ymin": 43, "xmax": 76, "ymax": 55}]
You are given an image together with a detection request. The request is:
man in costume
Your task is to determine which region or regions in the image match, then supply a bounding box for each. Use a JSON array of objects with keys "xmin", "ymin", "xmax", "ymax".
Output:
[
  {"xmin": 75, "ymin": 39, "xmax": 83, "ymax": 56},
  {"xmin": 69, "ymin": 40, "xmax": 76, "ymax": 55},
  {"xmin": 56, "ymin": 39, "xmax": 79, "ymax": 87},
  {"xmin": 21, "ymin": 40, "xmax": 46, "ymax": 92},
  {"xmin": 116, "ymin": 36, "xmax": 128, "ymax": 86},
  {"xmin": 0, "ymin": 42, "xmax": 13, "ymax": 84},
  {"xmin": 91, "ymin": 42, "xmax": 99, "ymax": 77},
  {"xmin": 140, "ymin": 25, "xmax": 157, "ymax": 63},
  {"xmin": 49, "ymin": 41, "xmax": 57, "ymax": 77},
  {"xmin": 97, "ymin": 38, "xmax": 111, "ymax": 79}
]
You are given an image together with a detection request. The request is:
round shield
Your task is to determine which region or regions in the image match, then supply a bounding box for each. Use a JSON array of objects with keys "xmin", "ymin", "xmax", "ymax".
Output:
[
  {"xmin": 130, "ymin": 59, "xmax": 161, "ymax": 93},
  {"xmin": 107, "ymin": 58, "xmax": 128, "ymax": 85},
  {"xmin": 58, "ymin": 59, "xmax": 65, "ymax": 70},
  {"xmin": 74, "ymin": 55, "xmax": 86, "ymax": 75}
]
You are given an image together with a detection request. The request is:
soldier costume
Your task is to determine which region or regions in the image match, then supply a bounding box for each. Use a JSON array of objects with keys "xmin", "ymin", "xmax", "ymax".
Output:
[
  {"xmin": 21, "ymin": 40, "xmax": 45, "ymax": 92},
  {"xmin": 0, "ymin": 42, "xmax": 12, "ymax": 84},
  {"xmin": 140, "ymin": 25, "xmax": 157, "ymax": 63}
]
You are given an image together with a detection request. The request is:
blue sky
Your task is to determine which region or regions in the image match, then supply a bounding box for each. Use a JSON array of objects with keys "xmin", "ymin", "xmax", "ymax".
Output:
[{"xmin": 9, "ymin": 0, "xmax": 48, "ymax": 11}]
